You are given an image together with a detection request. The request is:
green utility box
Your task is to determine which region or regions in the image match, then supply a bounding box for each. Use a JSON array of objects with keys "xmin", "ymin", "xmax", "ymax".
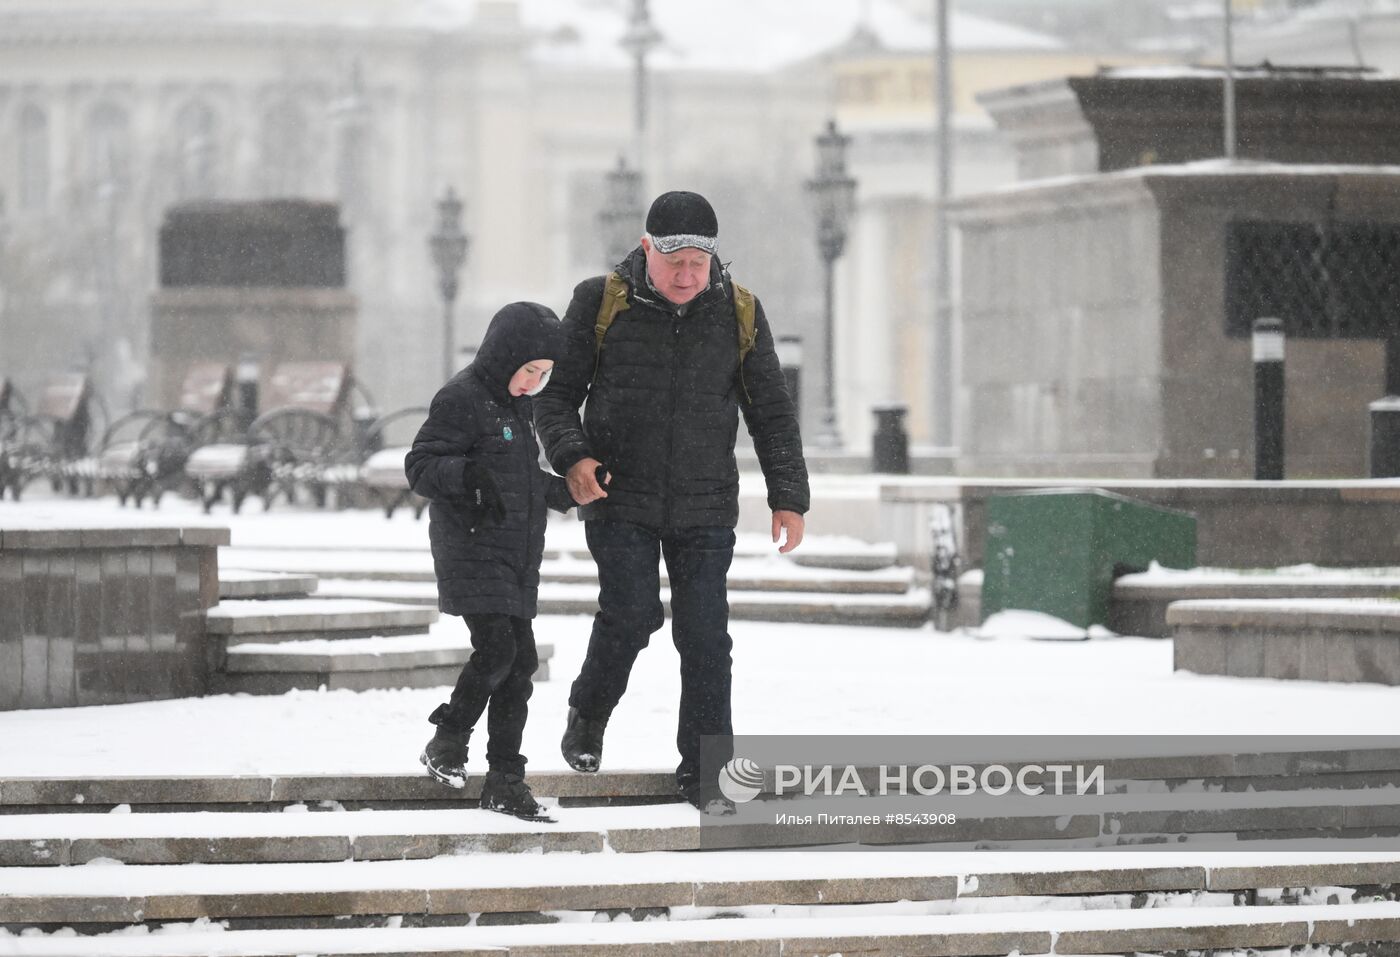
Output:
[{"xmin": 981, "ymin": 488, "xmax": 1196, "ymax": 629}]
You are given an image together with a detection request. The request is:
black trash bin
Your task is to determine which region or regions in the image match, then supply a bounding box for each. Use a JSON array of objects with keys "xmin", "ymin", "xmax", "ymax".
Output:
[
  {"xmin": 1370, "ymin": 396, "xmax": 1400, "ymax": 478},
  {"xmin": 871, "ymin": 404, "xmax": 909, "ymax": 474}
]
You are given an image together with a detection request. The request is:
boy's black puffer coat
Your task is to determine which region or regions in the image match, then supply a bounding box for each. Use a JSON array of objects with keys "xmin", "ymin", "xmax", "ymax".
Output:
[
  {"xmin": 405, "ymin": 302, "xmax": 573, "ymax": 618},
  {"xmin": 535, "ymin": 246, "xmax": 809, "ymax": 530}
]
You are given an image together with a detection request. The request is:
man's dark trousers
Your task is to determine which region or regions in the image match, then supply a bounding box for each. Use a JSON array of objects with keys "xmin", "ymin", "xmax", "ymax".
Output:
[{"xmin": 570, "ymin": 520, "xmax": 735, "ymax": 788}]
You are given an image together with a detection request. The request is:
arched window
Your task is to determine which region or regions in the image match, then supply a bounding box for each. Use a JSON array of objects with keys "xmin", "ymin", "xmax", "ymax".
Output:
[
  {"xmin": 89, "ymin": 101, "xmax": 132, "ymax": 203},
  {"xmin": 174, "ymin": 100, "xmax": 218, "ymax": 199},
  {"xmin": 17, "ymin": 104, "xmax": 49, "ymax": 211},
  {"xmin": 260, "ymin": 98, "xmax": 309, "ymax": 197}
]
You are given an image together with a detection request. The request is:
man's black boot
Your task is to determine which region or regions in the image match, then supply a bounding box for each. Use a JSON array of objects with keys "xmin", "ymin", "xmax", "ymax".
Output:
[
  {"xmin": 480, "ymin": 770, "xmax": 553, "ymax": 821},
  {"xmin": 420, "ymin": 705, "xmax": 471, "ymax": 789},
  {"xmin": 561, "ymin": 706, "xmax": 607, "ymax": 773}
]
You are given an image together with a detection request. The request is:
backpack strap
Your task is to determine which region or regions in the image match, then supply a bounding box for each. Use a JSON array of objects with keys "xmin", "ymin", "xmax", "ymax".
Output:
[
  {"xmin": 592, "ymin": 271, "xmax": 631, "ymax": 381},
  {"xmin": 730, "ymin": 279, "xmax": 757, "ymax": 403},
  {"xmin": 592, "ymin": 270, "xmax": 758, "ymax": 402}
]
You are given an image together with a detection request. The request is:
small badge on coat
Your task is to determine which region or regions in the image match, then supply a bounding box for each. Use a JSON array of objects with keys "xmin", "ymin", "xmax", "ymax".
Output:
[{"xmin": 503, "ymin": 426, "xmax": 514, "ymax": 441}]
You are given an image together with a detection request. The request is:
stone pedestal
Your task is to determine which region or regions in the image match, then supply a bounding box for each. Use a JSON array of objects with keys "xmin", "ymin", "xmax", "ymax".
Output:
[{"xmin": 0, "ymin": 524, "xmax": 229, "ymax": 709}]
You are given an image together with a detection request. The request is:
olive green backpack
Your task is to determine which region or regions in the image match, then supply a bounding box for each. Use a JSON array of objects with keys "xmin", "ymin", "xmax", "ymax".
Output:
[{"xmin": 591, "ymin": 271, "xmax": 757, "ymax": 400}]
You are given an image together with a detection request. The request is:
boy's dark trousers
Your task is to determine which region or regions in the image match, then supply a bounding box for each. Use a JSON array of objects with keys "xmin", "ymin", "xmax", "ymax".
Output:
[
  {"xmin": 435, "ymin": 614, "xmax": 538, "ymax": 777},
  {"xmin": 568, "ymin": 520, "xmax": 736, "ymax": 789}
]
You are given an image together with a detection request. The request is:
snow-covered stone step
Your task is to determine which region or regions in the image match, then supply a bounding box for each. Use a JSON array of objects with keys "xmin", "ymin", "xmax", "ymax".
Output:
[
  {"xmin": 220, "ymin": 552, "xmax": 914, "ymax": 593},
  {"xmin": 309, "ymin": 580, "xmax": 932, "ymax": 627},
  {"xmin": 0, "ymin": 852, "xmax": 967, "ymax": 927},
  {"xmin": 0, "ymin": 770, "xmax": 679, "ymax": 812},
  {"xmin": 218, "ymin": 569, "xmax": 319, "ymax": 601},
  {"xmin": 7, "ymin": 744, "xmax": 1400, "ymax": 812},
  {"xmin": 205, "ymin": 598, "xmax": 439, "ymax": 645},
  {"xmin": 1114, "ymin": 569, "xmax": 1400, "ymax": 638},
  {"xmin": 5, "ymin": 850, "xmax": 1397, "ymax": 930},
  {"xmin": 5, "ymin": 788, "xmax": 1400, "ymax": 866},
  {"xmin": 212, "ymin": 635, "xmax": 554, "ymax": 695},
  {"xmin": 1170, "ymin": 598, "xmax": 1400, "ymax": 685},
  {"xmin": 6, "ymin": 900, "xmax": 1400, "ymax": 957}
]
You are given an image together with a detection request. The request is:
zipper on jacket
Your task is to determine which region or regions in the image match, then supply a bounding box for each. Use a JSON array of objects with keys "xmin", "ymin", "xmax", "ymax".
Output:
[{"xmin": 662, "ymin": 316, "xmax": 682, "ymax": 529}]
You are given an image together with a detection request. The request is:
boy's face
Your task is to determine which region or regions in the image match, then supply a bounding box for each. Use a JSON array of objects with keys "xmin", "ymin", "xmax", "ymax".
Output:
[{"xmin": 509, "ymin": 359, "xmax": 555, "ymax": 397}]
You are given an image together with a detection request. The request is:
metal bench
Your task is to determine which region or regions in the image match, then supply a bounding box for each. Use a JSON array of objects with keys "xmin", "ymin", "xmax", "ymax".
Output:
[{"xmin": 184, "ymin": 362, "xmax": 352, "ymax": 513}]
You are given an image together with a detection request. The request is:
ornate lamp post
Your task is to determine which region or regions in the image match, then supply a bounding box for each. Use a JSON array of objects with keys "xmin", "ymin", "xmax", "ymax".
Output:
[
  {"xmin": 598, "ymin": 155, "xmax": 644, "ymax": 268},
  {"xmin": 619, "ymin": 0, "xmax": 662, "ymax": 169},
  {"xmin": 804, "ymin": 119, "xmax": 857, "ymax": 450},
  {"xmin": 429, "ymin": 187, "xmax": 470, "ymax": 382}
]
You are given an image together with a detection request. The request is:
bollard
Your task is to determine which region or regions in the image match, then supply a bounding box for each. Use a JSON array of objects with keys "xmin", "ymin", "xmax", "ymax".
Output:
[
  {"xmin": 776, "ymin": 334, "xmax": 802, "ymax": 410},
  {"xmin": 871, "ymin": 403, "xmax": 909, "ymax": 473},
  {"xmin": 235, "ymin": 354, "xmax": 260, "ymax": 432},
  {"xmin": 1252, "ymin": 317, "xmax": 1284, "ymax": 480},
  {"xmin": 1370, "ymin": 396, "xmax": 1400, "ymax": 478}
]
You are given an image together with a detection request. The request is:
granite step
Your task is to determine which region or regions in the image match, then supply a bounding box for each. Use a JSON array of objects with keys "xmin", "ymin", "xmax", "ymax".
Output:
[
  {"xmin": 4, "ymin": 788, "xmax": 1400, "ymax": 866},
  {"xmin": 4, "ymin": 852, "xmax": 1398, "ymax": 930},
  {"xmin": 222, "ymin": 554, "xmax": 914, "ymax": 593},
  {"xmin": 205, "ymin": 598, "xmax": 440, "ymax": 645},
  {"xmin": 5, "ymin": 900, "xmax": 1400, "ymax": 956},
  {"xmin": 7, "ymin": 745, "xmax": 1400, "ymax": 813},
  {"xmin": 218, "ymin": 569, "xmax": 319, "ymax": 601},
  {"xmin": 0, "ymin": 770, "xmax": 679, "ymax": 814},
  {"xmin": 211, "ymin": 636, "xmax": 554, "ymax": 695},
  {"xmin": 308, "ymin": 580, "xmax": 933, "ymax": 627},
  {"xmin": 223, "ymin": 540, "xmax": 898, "ymax": 574}
]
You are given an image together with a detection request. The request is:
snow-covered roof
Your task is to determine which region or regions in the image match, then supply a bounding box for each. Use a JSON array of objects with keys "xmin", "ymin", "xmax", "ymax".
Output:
[
  {"xmin": 0, "ymin": 0, "xmax": 1063, "ymax": 71},
  {"xmin": 1101, "ymin": 63, "xmax": 1395, "ymax": 80},
  {"xmin": 521, "ymin": 0, "xmax": 1064, "ymax": 73}
]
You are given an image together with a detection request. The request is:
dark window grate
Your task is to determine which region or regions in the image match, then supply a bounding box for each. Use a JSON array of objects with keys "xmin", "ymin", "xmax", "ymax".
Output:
[{"xmin": 1225, "ymin": 221, "xmax": 1400, "ymax": 339}]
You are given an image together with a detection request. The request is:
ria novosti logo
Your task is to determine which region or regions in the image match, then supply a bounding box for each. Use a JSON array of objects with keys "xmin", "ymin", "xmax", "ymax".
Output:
[{"xmin": 717, "ymin": 757, "xmax": 764, "ymax": 804}]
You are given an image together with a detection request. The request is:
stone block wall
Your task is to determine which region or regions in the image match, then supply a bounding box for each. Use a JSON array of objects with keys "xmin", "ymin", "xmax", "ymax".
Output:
[
  {"xmin": 1169, "ymin": 600, "xmax": 1400, "ymax": 685},
  {"xmin": 0, "ymin": 526, "xmax": 229, "ymax": 710}
]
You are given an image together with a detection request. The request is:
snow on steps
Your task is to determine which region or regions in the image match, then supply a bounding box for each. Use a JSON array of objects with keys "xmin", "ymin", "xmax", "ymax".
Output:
[
  {"xmin": 3, "ymin": 852, "xmax": 1400, "ymax": 934},
  {"xmin": 220, "ymin": 553, "xmax": 913, "ymax": 594},
  {"xmin": 204, "ymin": 598, "xmax": 439, "ymax": 645},
  {"xmin": 5, "ymin": 744, "xmax": 1400, "ymax": 812},
  {"xmin": 217, "ymin": 570, "xmax": 319, "ymax": 601},
  {"xmin": 308, "ymin": 579, "xmax": 933, "ymax": 628},
  {"xmin": 214, "ymin": 633, "xmax": 553, "ymax": 695},
  {"xmin": 5, "ymin": 901, "xmax": 1400, "ymax": 956},
  {"xmin": 4, "ymin": 787, "xmax": 1400, "ymax": 866}
]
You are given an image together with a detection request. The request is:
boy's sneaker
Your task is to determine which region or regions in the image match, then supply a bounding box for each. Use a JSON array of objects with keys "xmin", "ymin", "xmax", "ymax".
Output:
[
  {"xmin": 679, "ymin": 782, "xmax": 737, "ymax": 817},
  {"xmin": 480, "ymin": 770, "xmax": 555, "ymax": 822},
  {"xmin": 561, "ymin": 707, "xmax": 607, "ymax": 773},
  {"xmin": 419, "ymin": 726, "xmax": 470, "ymax": 789}
]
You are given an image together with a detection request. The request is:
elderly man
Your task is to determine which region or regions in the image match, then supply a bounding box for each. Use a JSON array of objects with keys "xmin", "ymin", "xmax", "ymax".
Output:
[{"xmin": 535, "ymin": 190, "xmax": 809, "ymax": 814}]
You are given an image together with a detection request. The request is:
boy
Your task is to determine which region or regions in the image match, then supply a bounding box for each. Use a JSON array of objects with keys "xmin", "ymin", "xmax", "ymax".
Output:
[{"xmin": 405, "ymin": 301, "xmax": 575, "ymax": 821}]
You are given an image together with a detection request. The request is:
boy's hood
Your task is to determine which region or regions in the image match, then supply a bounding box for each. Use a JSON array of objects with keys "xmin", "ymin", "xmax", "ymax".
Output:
[{"xmin": 472, "ymin": 301, "xmax": 562, "ymax": 399}]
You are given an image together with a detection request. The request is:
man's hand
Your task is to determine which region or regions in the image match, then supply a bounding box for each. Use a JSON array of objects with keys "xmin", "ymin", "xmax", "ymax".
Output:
[
  {"xmin": 567, "ymin": 457, "xmax": 611, "ymax": 505},
  {"xmin": 772, "ymin": 510, "xmax": 804, "ymax": 554}
]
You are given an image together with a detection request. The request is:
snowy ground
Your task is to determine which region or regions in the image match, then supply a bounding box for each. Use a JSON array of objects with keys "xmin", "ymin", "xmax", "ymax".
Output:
[
  {"xmin": 3, "ymin": 491, "xmax": 1400, "ymax": 778},
  {"xmin": 5, "ymin": 607, "xmax": 1400, "ymax": 778}
]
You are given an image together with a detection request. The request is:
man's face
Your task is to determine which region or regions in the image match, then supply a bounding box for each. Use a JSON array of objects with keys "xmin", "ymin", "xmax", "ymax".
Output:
[{"xmin": 642, "ymin": 237, "xmax": 712, "ymax": 306}]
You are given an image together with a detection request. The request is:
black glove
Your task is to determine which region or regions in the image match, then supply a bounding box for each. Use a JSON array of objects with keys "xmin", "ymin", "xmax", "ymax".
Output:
[{"xmin": 462, "ymin": 461, "xmax": 507, "ymax": 525}]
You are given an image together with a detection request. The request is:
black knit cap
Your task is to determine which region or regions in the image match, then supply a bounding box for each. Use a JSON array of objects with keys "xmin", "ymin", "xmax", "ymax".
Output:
[{"xmin": 644, "ymin": 190, "xmax": 718, "ymax": 255}]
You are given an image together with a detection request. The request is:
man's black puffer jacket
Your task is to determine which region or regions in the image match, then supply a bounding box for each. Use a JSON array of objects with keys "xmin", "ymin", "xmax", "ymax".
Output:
[
  {"xmin": 534, "ymin": 246, "xmax": 809, "ymax": 530},
  {"xmin": 405, "ymin": 301, "xmax": 574, "ymax": 618}
]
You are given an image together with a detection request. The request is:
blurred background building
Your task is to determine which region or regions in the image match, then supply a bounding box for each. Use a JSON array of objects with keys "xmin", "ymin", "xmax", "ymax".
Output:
[{"xmin": 1, "ymin": 0, "xmax": 1396, "ymax": 462}]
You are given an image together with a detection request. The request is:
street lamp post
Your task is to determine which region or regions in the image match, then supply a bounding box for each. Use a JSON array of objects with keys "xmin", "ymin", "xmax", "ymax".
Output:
[
  {"xmin": 619, "ymin": 0, "xmax": 662, "ymax": 170},
  {"xmin": 429, "ymin": 187, "xmax": 470, "ymax": 383},
  {"xmin": 804, "ymin": 119, "xmax": 857, "ymax": 451},
  {"xmin": 598, "ymin": 155, "xmax": 643, "ymax": 268}
]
